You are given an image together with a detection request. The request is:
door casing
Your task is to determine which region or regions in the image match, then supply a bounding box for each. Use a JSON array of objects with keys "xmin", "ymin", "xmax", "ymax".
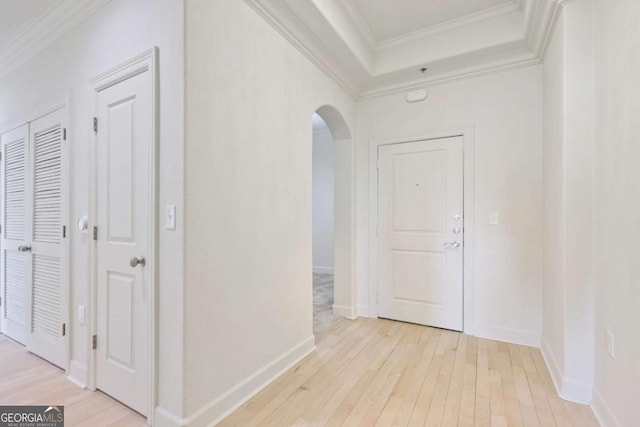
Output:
[
  {"xmin": 369, "ymin": 126, "xmax": 475, "ymax": 335},
  {"xmin": 88, "ymin": 48, "xmax": 158, "ymax": 424}
]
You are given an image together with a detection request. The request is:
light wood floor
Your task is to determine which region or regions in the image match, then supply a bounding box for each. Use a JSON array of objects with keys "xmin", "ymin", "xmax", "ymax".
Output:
[
  {"xmin": 0, "ymin": 319, "xmax": 599, "ymax": 427},
  {"xmin": 0, "ymin": 334, "xmax": 146, "ymax": 426},
  {"xmin": 221, "ymin": 317, "xmax": 599, "ymax": 427}
]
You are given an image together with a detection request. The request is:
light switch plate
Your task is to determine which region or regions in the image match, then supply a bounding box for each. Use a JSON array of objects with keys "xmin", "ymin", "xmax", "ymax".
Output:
[
  {"xmin": 489, "ymin": 211, "xmax": 499, "ymax": 225},
  {"xmin": 78, "ymin": 306, "xmax": 86, "ymax": 325},
  {"xmin": 165, "ymin": 205, "xmax": 176, "ymax": 230}
]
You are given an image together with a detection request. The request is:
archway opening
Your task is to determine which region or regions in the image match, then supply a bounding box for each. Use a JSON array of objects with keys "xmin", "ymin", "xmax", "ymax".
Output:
[{"xmin": 311, "ymin": 106, "xmax": 353, "ymax": 337}]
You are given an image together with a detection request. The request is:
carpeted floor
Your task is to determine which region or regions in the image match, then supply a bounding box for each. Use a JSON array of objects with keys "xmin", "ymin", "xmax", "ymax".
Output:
[{"xmin": 313, "ymin": 273, "xmax": 338, "ymax": 335}]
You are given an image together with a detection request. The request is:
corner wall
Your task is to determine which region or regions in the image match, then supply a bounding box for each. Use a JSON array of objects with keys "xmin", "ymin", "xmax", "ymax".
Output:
[
  {"xmin": 184, "ymin": 0, "xmax": 357, "ymax": 423},
  {"xmin": 541, "ymin": 0, "xmax": 594, "ymax": 404}
]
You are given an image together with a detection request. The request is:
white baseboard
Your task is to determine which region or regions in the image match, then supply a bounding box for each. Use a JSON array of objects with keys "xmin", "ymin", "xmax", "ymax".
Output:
[
  {"xmin": 474, "ymin": 323, "xmax": 541, "ymax": 347},
  {"xmin": 313, "ymin": 266, "xmax": 334, "ymax": 274},
  {"xmin": 156, "ymin": 335, "xmax": 315, "ymax": 427},
  {"xmin": 540, "ymin": 338, "xmax": 593, "ymax": 404},
  {"xmin": 591, "ymin": 387, "xmax": 622, "ymax": 427},
  {"xmin": 357, "ymin": 305, "xmax": 370, "ymax": 318},
  {"xmin": 333, "ymin": 304, "xmax": 358, "ymax": 319},
  {"xmin": 560, "ymin": 377, "xmax": 592, "ymax": 404},
  {"xmin": 540, "ymin": 337, "xmax": 563, "ymax": 396},
  {"xmin": 67, "ymin": 360, "xmax": 87, "ymax": 389},
  {"xmin": 154, "ymin": 406, "xmax": 187, "ymax": 427}
]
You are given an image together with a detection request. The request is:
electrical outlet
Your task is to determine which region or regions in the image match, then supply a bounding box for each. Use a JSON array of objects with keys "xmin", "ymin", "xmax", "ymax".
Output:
[{"xmin": 606, "ymin": 330, "xmax": 615, "ymax": 358}]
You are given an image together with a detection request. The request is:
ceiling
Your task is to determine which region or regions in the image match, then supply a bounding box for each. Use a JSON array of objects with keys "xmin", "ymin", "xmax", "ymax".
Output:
[
  {"xmin": 345, "ymin": 0, "xmax": 514, "ymax": 43},
  {"xmin": 0, "ymin": 0, "xmax": 563, "ymax": 99},
  {"xmin": 245, "ymin": 0, "xmax": 564, "ymax": 97},
  {"xmin": 0, "ymin": 0, "xmax": 111, "ymax": 81},
  {"xmin": 0, "ymin": 0, "xmax": 51, "ymax": 45}
]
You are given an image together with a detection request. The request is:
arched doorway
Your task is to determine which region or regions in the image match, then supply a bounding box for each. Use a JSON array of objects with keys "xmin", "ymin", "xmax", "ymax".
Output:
[{"xmin": 311, "ymin": 105, "xmax": 354, "ymax": 336}]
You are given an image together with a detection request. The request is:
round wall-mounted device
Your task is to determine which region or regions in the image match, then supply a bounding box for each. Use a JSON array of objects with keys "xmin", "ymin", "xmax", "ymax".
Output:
[{"xmin": 78, "ymin": 216, "xmax": 88, "ymax": 233}]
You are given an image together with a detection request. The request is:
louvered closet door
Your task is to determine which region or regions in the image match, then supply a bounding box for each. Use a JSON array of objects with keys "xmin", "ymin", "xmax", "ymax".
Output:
[
  {"xmin": 25, "ymin": 109, "xmax": 67, "ymax": 369},
  {"xmin": 1, "ymin": 125, "xmax": 29, "ymax": 344}
]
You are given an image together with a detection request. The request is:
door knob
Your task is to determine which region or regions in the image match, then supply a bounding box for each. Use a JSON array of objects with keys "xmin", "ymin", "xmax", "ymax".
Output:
[
  {"xmin": 443, "ymin": 241, "xmax": 461, "ymax": 248},
  {"xmin": 130, "ymin": 256, "xmax": 146, "ymax": 267},
  {"xmin": 17, "ymin": 245, "xmax": 31, "ymax": 252}
]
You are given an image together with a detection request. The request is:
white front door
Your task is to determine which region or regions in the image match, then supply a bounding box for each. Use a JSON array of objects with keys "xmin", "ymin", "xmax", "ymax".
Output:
[
  {"xmin": 378, "ymin": 136, "xmax": 464, "ymax": 331},
  {"xmin": 95, "ymin": 69, "xmax": 151, "ymax": 416}
]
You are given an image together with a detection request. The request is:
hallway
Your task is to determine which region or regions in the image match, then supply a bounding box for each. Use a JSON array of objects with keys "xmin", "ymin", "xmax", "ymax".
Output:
[{"xmin": 313, "ymin": 272, "xmax": 338, "ymax": 336}]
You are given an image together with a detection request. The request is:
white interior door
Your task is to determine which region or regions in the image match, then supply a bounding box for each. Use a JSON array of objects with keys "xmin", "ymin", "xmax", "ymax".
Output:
[
  {"xmin": 0, "ymin": 110, "xmax": 68, "ymax": 368},
  {"xmin": 95, "ymin": 69, "xmax": 151, "ymax": 416},
  {"xmin": 378, "ymin": 136, "xmax": 464, "ymax": 331},
  {"xmin": 25, "ymin": 109, "xmax": 68, "ymax": 369},
  {"xmin": 1, "ymin": 125, "xmax": 29, "ymax": 344}
]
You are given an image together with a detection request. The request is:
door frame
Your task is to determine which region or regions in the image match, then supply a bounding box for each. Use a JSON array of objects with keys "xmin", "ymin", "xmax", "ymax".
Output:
[
  {"xmin": 368, "ymin": 126, "xmax": 476, "ymax": 335},
  {"xmin": 87, "ymin": 48, "xmax": 158, "ymax": 423}
]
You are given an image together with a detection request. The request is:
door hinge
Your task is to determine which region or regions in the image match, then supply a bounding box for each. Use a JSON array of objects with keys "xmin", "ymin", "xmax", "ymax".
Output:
[
  {"xmin": 93, "ymin": 226, "xmax": 98, "ymax": 241},
  {"xmin": 0, "ymin": 152, "xmax": 2, "ymax": 161},
  {"xmin": 63, "ymin": 128, "xmax": 67, "ymax": 141},
  {"xmin": 0, "ymin": 297, "xmax": 2, "ymax": 306},
  {"xmin": 62, "ymin": 323, "xmax": 66, "ymax": 337},
  {"xmin": 376, "ymin": 159, "xmax": 379, "ymax": 170},
  {"xmin": 0, "ymin": 224, "xmax": 2, "ymax": 234},
  {"xmin": 92, "ymin": 335, "xmax": 97, "ymax": 350},
  {"xmin": 62, "ymin": 225, "xmax": 66, "ymax": 238},
  {"xmin": 93, "ymin": 117, "xmax": 98, "ymax": 134}
]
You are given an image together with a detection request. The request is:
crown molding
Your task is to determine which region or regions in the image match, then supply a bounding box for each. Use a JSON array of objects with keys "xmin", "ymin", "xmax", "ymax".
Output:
[
  {"xmin": 244, "ymin": 0, "xmax": 361, "ymax": 98},
  {"xmin": 526, "ymin": 0, "xmax": 578, "ymax": 58},
  {"xmin": 336, "ymin": 0, "xmax": 522, "ymax": 52},
  {"xmin": 334, "ymin": 0, "xmax": 377, "ymax": 51},
  {"xmin": 377, "ymin": 1, "xmax": 522, "ymax": 51},
  {"xmin": 361, "ymin": 48, "xmax": 540, "ymax": 99},
  {"xmin": 0, "ymin": 0, "xmax": 112, "ymax": 81}
]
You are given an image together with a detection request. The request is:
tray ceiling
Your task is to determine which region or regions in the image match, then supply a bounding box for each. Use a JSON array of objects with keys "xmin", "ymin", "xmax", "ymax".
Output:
[{"xmin": 245, "ymin": 0, "xmax": 568, "ymax": 98}]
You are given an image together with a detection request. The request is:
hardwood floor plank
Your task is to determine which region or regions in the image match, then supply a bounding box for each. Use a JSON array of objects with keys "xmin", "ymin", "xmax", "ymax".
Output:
[
  {"xmin": 407, "ymin": 330, "xmax": 450, "ymax": 426},
  {"xmin": 475, "ymin": 338, "xmax": 492, "ymax": 427},
  {"xmin": 376, "ymin": 326, "xmax": 440, "ymax": 426},
  {"xmin": 423, "ymin": 332, "xmax": 459, "ymax": 427},
  {"xmin": 458, "ymin": 335, "xmax": 478, "ymax": 427},
  {"xmin": 441, "ymin": 333, "xmax": 468, "ymax": 426}
]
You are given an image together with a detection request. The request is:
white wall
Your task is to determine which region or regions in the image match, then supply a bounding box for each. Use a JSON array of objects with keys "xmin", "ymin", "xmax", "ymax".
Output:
[
  {"xmin": 592, "ymin": 0, "xmax": 640, "ymax": 424},
  {"xmin": 312, "ymin": 125, "xmax": 335, "ymax": 274},
  {"xmin": 356, "ymin": 66, "xmax": 544, "ymax": 346},
  {"xmin": 541, "ymin": 0, "xmax": 594, "ymax": 404},
  {"xmin": 184, "ymin": 0, "xmax": 356, "ymax": 424},
  {"xmin": 0, "ymin": 0, "xmax": 185, "ymax": 421}
]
